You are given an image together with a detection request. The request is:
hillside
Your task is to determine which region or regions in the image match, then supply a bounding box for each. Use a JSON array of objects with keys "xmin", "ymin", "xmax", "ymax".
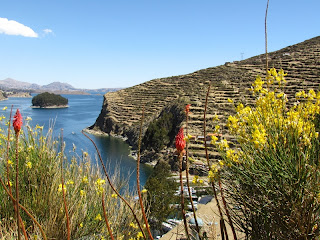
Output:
[
  {"xmin": 0, "ymin": 78, "xmax": 41, "ymax": 90},
  {"xmin": 91, "ymin": 36, "xmax": 320, "ymax": 164}
]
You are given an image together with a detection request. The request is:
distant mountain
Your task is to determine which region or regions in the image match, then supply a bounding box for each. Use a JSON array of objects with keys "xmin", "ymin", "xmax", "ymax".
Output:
[
  {"xmin": 42, "ymin": 82, "xmax": 76, "ymax": 91},
  {"xmin": 0, "ymin": 78, "xmax": 41, "ymax": 90},
  {"xmin": 0, "ymin": 78, "xmax": 121, "ymax": 94}
]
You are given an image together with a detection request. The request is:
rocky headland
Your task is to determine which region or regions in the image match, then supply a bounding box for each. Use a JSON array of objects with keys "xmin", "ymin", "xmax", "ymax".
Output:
[{"xmin": 90, "ymin": 36, "xmax": 320, "ymax": 168}]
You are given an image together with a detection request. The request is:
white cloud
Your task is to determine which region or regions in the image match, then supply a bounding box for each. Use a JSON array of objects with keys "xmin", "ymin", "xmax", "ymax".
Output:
[
  {"xmin": 43, "ymin": 28, "xmax": 53, "ymax": 34},
  {"xmin": 0, "ymin": 17, "xmax": 38, "ymax": 38}
]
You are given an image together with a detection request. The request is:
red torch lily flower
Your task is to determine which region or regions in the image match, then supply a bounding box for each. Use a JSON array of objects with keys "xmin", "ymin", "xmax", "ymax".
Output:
[
  {"xmin": 175, "ymin": 127, "xmax": 186, "ymax": 153},
  {"xmin": 185, "ymin": 104, "xmax": 191, "ymax": 114},
  {"xmin": 13, "ymin": 109, "xmax": 23, "ymax": 135}
]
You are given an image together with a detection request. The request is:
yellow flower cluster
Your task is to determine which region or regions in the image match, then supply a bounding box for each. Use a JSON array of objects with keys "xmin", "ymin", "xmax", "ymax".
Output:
[
  {"xmin": 95, "ymin": 213, "xmax": 102, "ymax": 221},
  {"xmin": 82, "ymin": 176, "xmax": 89, "ymax": 184},
  {"xmin": 226, "ymin": 149, "xmax": 240, "ymax": 163},
  {"xmin": 58, "ymin": 184, "xmax": 66, "ymax": 193},
  {"xmin": 95, "ymin": 178, "xmax": 106, "ymax": 194},
  {"xmin": 141, "ymin": 189, "xmax": 147, "ymax": 193},
  {"xmin": 192, "ymin": 175, "xmax": 204, "ymax": 184},
  {"xmin": 129, "ymin": 222, "xmax": 138, "ymax": 229},
  {"xmin": 226, "ymin": 68, "xmax": 320, "ymax": 150}
]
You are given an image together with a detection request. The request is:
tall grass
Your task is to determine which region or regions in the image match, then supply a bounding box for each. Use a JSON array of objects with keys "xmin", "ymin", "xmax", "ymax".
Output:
[{"xmin": 0, "ymin": 118, "xmax": 143, "ymax": 239}]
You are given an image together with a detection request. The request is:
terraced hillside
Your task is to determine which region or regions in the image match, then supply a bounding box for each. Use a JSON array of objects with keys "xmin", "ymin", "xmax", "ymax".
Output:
[{"xmin": 91, "ymin": 36, "xmax": 320, "ymax": 164}]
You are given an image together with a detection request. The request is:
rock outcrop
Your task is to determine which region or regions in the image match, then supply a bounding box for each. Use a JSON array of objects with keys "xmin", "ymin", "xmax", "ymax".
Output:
[{"xmin": 91, "ymin": 36, "xmax": 320, "ymax": 163}]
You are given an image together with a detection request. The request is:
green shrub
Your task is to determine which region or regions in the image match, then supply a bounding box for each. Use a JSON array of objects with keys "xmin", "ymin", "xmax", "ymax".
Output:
[
  {"xmin": 145, "ymin": 161, "xmax": 178, "ymax": 230},
  {"xmin": 216, "ymin": 69, "xmax": 320, "ymax": 239},
  {"xmin": 142, "ymin": 112, "xmax": 173, "ymax": 151}
]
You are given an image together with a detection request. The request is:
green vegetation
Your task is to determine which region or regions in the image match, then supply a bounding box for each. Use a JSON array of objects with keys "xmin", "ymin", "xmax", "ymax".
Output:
[
  {"xmin": 214, "ymin": 69, "xmax": 320, "ymax": 239},
  {"xmin": 0, "ymin": 119, "xmax": 142, "ymax": 239},
  {"xmin": 1, "ymin": 68, "xmax": 320, "ymax": 239},
  {"xmin": 144, "ymin": 161, "xmax": 178, "ymax": 230},
  {"xmin": 32, "ymin": 92, "xmax": 68, "ymax": 108},
  {"xmin": 142, "ymin": 104, "xmax": 185, "ymax": 152},
  {"xmin": 142, "ymin": 112, "xmax": 173, "ymax": 151}
]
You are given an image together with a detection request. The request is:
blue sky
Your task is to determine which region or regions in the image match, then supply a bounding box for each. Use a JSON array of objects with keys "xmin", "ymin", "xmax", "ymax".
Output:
[{"xmin": 0, "ymin": 1, "xmax": 319, "ymax": 89}]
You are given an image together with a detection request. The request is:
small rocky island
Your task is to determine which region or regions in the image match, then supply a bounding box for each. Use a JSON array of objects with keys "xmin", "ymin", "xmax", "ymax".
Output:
[{"xmin": 32, "ymin": 92, "xmax": 68, "ymax": 108}]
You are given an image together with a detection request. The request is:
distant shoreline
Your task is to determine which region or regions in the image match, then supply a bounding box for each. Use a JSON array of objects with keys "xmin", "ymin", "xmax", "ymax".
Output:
[{"xmin": 31, "ymin": 105, "xmax": 69, "ymax": 109}]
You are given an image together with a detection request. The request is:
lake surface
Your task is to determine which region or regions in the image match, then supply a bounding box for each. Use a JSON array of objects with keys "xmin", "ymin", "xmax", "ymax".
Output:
[{"xmin": 0, "ymin": 94, "xmax": 152, "ymax": 189}]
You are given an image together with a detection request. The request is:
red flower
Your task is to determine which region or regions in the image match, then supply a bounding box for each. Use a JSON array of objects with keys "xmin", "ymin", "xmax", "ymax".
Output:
[
  {"xmin": 13, "ymin": 109, "xmax": 23, "ymax": 134},
  {"xmin": 185, "ymin": 104, "xmax": 191, "ymax": 114},
  {"xmin": 175, "ymin": 128, "xmax": 185, "ymax": 153}
]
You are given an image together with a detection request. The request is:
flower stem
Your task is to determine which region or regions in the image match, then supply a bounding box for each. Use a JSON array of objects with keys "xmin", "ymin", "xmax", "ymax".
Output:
[
  {"xmin": 82, "ymin": 130, "xmax": 147, "ymax": 240},
  {"xmin": 136, "ymin": 106, "xmax": 154, "ymax": 240},
  {"xmin": 60, "ymin": 130, "xmax": 71, "ymax": 240},
  {"xmin": 265, "ymin": 0, "xmax": 270, "ymax": 74},
  {"xmin": 6, "ymin": 106, "xmax": 28, "ymax": 239},
  {"xmin": 0, "ymin": 176, "xmax": 46, "ymax": 240},
  {"xmin": 185, "ymin": 106, "xmax": 201, "ymax": 238},
  {"xmin": 102, "ymin": 191, "xmax": 115, "ymax": 240},
  {"xmin": 6, "ymin": 105, "xmax": 13, "ymax": 194},
  {"xmin": 218, "ymin": 178, "xmax": 238, "ymax": 240},
  {"xmin": 15, "ymin": 132, "xmax": 21, "ymax": 240},
  {"xmin": 178, "ymin": 151, "xmax": 190, "ymax": 240},
  {"xmin": 203, "ymin": 83, "xmax": 229, "ymax": 240}
]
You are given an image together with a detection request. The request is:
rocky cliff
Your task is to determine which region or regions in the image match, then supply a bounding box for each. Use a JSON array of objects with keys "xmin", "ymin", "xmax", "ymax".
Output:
[{"xmin": 91, "ymin": 36, "xmax": 320, "ymax": 164}]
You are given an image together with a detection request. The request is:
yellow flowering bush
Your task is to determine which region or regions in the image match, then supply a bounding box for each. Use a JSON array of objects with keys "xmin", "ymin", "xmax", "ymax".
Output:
[{"xmin": 219, "ymin": 69, "xmax": 320, "ymax": 239}]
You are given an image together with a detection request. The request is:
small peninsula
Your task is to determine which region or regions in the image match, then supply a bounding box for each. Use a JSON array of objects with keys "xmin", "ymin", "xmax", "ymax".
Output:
[{"xmin": 32, "ymin": 92, "xmax": 68, "ymax": 108}]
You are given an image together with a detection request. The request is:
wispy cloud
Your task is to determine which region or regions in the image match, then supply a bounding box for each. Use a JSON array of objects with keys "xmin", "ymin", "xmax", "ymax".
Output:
[
  {"xmin": 0, "ymin": 17, "xmax": 38, "ymax": 37},
  {"xmin": 43, "ymin": 28, "xmax": 53, "ymax": 35}
]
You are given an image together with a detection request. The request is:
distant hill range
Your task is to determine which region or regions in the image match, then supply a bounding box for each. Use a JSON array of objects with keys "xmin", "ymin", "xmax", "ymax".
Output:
[
  {"xmin": 0, "ymin": 78, "xmax": 121, "ymax": 95},
  {"xmin": 91, "ymin": 36, "xmax": 320, "ymax": 164}
]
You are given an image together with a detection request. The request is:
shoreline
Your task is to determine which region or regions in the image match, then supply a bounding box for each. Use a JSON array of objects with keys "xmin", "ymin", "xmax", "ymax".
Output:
[
  {"xmin": 31, "ymin": 105, "xmax": 69, "ymax": 109},
  {"xmin": 83, "ymin": 127, "xmax": 157, "ymax": 166},
  {"xmin": 83, "ymin": 127, "xmax": 128, "ymax": 141}
]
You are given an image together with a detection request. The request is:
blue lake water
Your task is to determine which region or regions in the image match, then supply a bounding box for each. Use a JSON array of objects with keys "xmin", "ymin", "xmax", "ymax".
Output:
[{"xmin": 0, "ymin": 94, "xmax": 152, "ymax": 189}]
